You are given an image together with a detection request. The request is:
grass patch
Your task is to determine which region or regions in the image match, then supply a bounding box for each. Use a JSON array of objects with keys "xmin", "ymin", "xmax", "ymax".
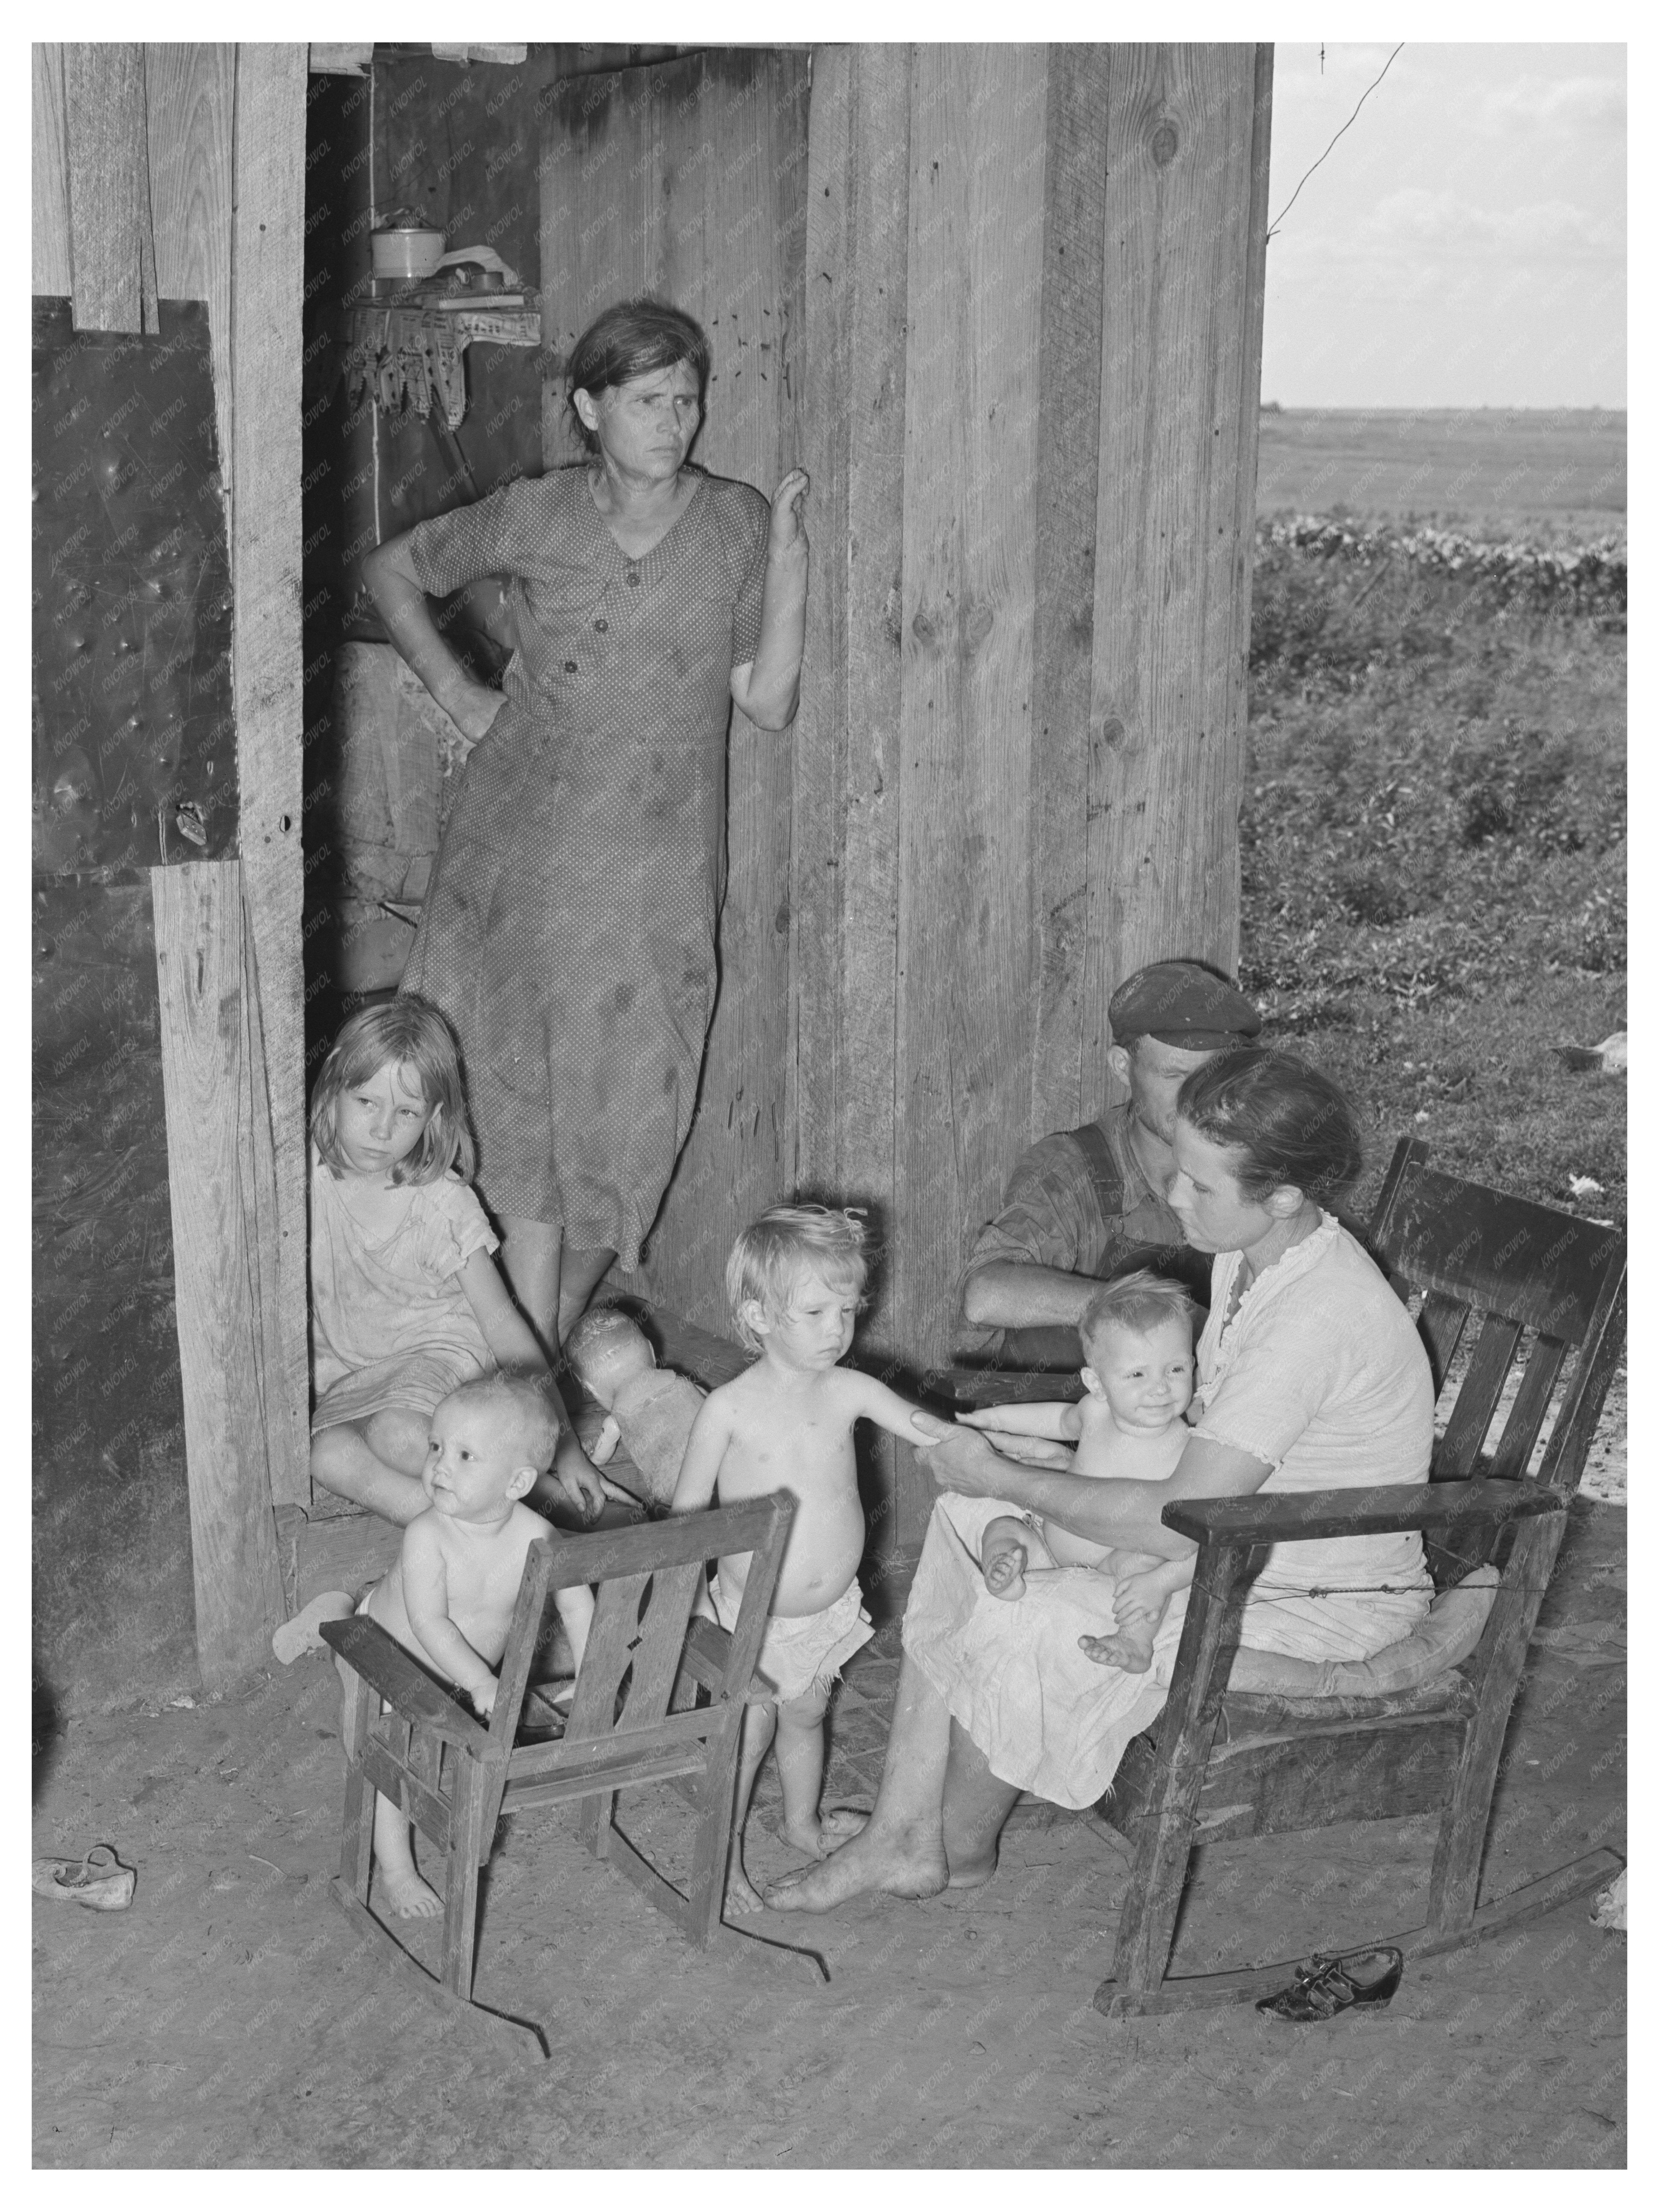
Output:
[{"xmin": 1242, "ymin": 515, "xmax": 1626, "ymax": 1226}]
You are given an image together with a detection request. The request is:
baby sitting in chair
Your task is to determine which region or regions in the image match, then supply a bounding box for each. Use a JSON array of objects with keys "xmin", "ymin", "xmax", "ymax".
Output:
[
  {"xmin": 961, "ymin": 1272, "xmax": 1197, "ymax": 1672},
  {"xmin": 331, "ymin": 1373, "xmax": 595, "ymax": 1918}
]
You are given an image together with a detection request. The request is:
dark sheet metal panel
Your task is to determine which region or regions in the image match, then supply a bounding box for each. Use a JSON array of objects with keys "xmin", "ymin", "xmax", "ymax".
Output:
[{"xmin": 32, "ymin": 297, "xmax": 236, "ymax": 878}]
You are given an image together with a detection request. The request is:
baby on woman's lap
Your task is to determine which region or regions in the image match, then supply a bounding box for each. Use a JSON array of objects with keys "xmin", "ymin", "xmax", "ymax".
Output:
[{"xmin": 965, "ymin": 1271, "xmax": 1199, "ymax": 1672}]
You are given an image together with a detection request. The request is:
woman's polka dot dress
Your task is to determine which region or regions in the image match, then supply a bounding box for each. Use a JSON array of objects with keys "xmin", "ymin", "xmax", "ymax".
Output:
[{"xmin": 400, "ymin": 465, "xmax": 769, "ymax": 1268}]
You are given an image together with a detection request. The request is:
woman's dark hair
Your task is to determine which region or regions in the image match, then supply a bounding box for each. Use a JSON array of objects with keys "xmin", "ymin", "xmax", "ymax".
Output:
[
  {"xmin": 562, "ymin": 297, "xmax": 711, "ymax": 453},
  {"xmin": 1175, "ymin": 1049, "xmax": 1363, "ymax": 1203}
]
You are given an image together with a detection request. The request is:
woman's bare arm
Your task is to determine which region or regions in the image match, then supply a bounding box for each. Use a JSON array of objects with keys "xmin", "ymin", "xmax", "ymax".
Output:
[
  {"xmin": 362, "ymin": 535, "xmax": 507, "ymax": 745},
  {"xmin": 730, "ymin": 471, "xmax": 808, "ymax": 730},
  {"xmin": 912, "ymin": 1420, "xmax": 1272, "ymax": 1559}
]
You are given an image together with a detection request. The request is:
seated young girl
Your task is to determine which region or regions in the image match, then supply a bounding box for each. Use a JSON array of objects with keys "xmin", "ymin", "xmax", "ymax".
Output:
[{"xmin": 306, "ymin": 997, "xmax": 602, "ymax": 1529}]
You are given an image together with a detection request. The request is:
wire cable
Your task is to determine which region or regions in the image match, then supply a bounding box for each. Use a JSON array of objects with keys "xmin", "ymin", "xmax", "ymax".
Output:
[{"xmin": 1267, "ymin": 44, "xmax": 1405, "ymax": 243}]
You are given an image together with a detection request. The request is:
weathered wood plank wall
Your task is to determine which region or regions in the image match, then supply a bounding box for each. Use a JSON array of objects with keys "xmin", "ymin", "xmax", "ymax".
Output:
[
  {"xmin": 33, "ymin": 42, "xmax": 309, "ymax": 1681},
  {"xmin": 540, "ymin": 50, "xmax": 810, "ymax": 1327},
  {"xmin": 790, "ymin": 44, "xmax": 1271, "ymax": 1543}
]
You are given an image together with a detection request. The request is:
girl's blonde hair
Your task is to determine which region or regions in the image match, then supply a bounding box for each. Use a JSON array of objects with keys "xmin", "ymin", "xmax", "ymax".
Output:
[
  {"xmin": 726, "ymin": 1205, "xmax": 870, "ymax": 1353},
  {"xmin": 309, "ymin": 995, "xmax": 475, "ymax": 1186}
]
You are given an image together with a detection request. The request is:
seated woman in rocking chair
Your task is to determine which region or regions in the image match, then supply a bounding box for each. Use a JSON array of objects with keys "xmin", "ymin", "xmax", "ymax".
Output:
[{"xmin": 771, "ymin": 1050, "xmax": 1436, "ymax": 1912}]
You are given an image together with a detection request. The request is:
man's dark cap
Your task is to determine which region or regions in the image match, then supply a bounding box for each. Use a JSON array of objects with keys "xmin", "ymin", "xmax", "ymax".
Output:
[{"xmin": 1109, "ymin": 962, "xmax": 1262, "ymax": 1051}]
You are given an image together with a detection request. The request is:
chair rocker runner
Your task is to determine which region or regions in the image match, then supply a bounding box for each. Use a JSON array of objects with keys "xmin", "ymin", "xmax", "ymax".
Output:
[
  {"xmin": 1092, "ymin": 1137, "xmax": 1627, "ymax": 2016},
  {"xmin": 322, "ymin": 1491, "xmax": 816, "ymax": 2054}
]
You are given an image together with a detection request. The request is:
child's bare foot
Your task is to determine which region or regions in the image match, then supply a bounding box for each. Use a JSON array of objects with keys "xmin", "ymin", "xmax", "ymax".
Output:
[
  {"xmin": 816, "ymin": 1807, "xmax": 869, "ymax": 1852},
  {"xmin": 1078, "ymin": 1629, "xmax": 1154, "ymax": 1674},
  {"xmin": 780, "ymin": 1805, "xmax": 870, "ymax": 1861},
  {"xmin": 725, "ymin": 1863, "xmax": 767, "ymax": 1917},
  {"xmin": 980, "ymin": 1520, "xmax": 1029, "ymax": 1603},
  {"xmin": 381, "ymin": 1866, "xmax": 443, "ymax": 1918},
  {"xmin": 272, "ymin": 1589, "xmax": 354, "ymax": 1663}
]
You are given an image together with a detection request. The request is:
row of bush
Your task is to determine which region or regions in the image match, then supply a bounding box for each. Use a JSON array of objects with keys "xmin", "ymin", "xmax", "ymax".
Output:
[{"xmin": 1241, "ymin": 518, "xmax": 1626, "ymax": 1024}]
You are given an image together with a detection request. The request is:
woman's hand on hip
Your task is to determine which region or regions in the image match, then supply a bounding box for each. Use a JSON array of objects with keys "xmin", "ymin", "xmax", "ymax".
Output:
[
  {"xmin": 768, "ymin": 468, "xmax": 810, "ymax": 558},
  {"xmin": 445, "ymin": 680, "xmax": 508, "ymax": 749}
]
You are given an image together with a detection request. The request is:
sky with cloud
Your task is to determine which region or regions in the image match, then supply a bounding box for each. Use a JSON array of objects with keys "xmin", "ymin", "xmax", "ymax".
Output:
[{"xmin": 1262, "ymin": 43, "xmax": 1626, "ymax": 408}]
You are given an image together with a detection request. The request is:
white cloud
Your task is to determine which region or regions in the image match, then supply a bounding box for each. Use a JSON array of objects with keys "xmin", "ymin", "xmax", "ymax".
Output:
[
  {"xmin": 1354, "ymin": 187, "xmax": 1621, "ymax": 262},
  {"xmin": 1479, "ymin": 75, "xmax": 1626, "ymax": 133}
]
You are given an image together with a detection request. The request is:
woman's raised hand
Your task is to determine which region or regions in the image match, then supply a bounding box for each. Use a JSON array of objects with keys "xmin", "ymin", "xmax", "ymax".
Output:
[{"xmin": 768, "ymin": 468, "xmax": 810, "ymax": 557}]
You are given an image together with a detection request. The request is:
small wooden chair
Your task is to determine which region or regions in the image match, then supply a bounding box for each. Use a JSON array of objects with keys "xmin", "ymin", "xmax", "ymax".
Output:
[
  {"xmin": 321, "ymin": 1492, "xmax": 805, "ymax": 2053},
  {"xmin": 1092, "ymin": 1138, "xmax": 1626, "ymax": 2015}
]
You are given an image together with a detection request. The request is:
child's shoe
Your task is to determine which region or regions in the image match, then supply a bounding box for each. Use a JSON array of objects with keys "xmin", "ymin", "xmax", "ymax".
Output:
[{"xmin": 32, "ymin": 1843, "xmax": 136, "ymax": 1911}]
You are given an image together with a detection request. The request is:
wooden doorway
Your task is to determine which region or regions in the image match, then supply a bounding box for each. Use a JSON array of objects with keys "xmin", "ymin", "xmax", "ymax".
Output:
[{"xmin": 539, "ymin": 49, "xmax": 810, "ymax": 1329}]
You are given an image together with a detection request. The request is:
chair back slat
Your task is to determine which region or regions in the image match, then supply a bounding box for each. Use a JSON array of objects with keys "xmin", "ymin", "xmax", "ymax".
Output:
[
  {"xmin": 615, "ymin": 1559, "xmax": 707, "ymax": 1723},
  {"xmin": 1417, "ymin": 1290, "xmax": 1472, "ymax": 1392},
  {"xmin": 1434, "ymin": 1313, "xmax": 1523, "ymax": 1479},
  {"xmin": 1372, "ymin": 1148, "xmax": 1621, "ymax": 1344},
  {"xmin": 1487, "ymin": 1335, "xmax": 1569, "ymax": 1481},
  {"xmin": 564, "ymin": 1570, "xmax": 655, "ymax": 1740},
  {"xmin": 707, "ymin": 1497, "xmax": 793, "ymax": 1704},
  {"xmin": 1369, "ymin": 1137, "xmax": 1626, "ymax": 1513},
  {"xmin": 489, "ymin": 1541, "xmax": 556, "ymax": 1750}
]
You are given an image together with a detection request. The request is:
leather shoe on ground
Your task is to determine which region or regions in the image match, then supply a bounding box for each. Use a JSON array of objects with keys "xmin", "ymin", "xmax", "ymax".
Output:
[{"xmin": 1256, "ymin": 1945, "xmax": 1403, "ymax": 2023}]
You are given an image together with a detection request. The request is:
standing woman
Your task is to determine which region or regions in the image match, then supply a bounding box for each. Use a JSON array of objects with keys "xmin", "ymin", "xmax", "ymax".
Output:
[{"xmin": 364, "ymin": 299, "xmax": 808, "ymax": 1346}]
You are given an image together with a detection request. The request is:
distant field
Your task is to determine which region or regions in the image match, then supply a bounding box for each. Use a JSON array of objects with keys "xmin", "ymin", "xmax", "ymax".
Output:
[{"xmin": 1255, "ymin": 408, "xmax": 1625, "ymax": 536}]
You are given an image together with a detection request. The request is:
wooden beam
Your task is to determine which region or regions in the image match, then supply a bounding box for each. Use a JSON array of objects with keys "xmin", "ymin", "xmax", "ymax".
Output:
[
  {"xmin": 231, "ymin": 46, "xmax": 312, "ymax": 1509},
  {"xmin": 793, "ymin": 44, "xmax": 910, "ymax": 1235},
  {"xmin": 151, "ymin": 861, "xmax": 286, "ymax": 1685},
  {"xmin": 32, "ymin": 44, "xmax": 72, "ymax": 295},
  {"xmin": 893, "ymin": 45, "xmax": 1048, "ymax": 1422},
  {"xmin": 144, "ymin": 43, "xmax": 237, "ymax": 495},
  {"xmin": 61, "ymin": 43, "xmax": 157, "ymax": 333},
  {"xmin": 1086, "ymin": 44, "xmax": 1272, "ymax": 1005},
  {"xmin": 1026, "ymin": 45, "xmax": 1111, "ymax": 1141},
  {"xmin": 794, "ymin": 44, "xmax": 913, "ymax": 1551}
]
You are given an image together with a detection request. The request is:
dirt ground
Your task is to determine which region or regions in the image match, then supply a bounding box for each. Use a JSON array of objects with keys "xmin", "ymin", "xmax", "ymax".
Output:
[{"xmin": 33, "ymin": 1489, "xmax": 1625, "ymax": 2170}]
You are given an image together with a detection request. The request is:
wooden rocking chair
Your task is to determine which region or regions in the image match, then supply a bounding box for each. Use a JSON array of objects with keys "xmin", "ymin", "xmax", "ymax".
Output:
[
  {"xmin": 321, "ymin": 1492, "xmax": 816, "ymax": 2055},
  {"xmin": 1092, "ymin": 1137, "xmax": 1626, "ymax": 2015}
]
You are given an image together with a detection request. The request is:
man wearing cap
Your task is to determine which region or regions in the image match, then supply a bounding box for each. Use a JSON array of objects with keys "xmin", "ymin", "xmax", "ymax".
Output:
[{"xmin": 957, "ymin": 960, "xmax": 1262, "ymax": 1365}]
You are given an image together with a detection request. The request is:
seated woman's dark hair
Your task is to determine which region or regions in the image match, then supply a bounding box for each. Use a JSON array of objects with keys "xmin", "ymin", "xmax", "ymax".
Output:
[
  {"xmin": 562, "ymin": 297, "xmax": 712, "ymax": 453},
  {"xmin": 1175, "ymin": 1049, "xmax": 1362, "ymax": 1203}
]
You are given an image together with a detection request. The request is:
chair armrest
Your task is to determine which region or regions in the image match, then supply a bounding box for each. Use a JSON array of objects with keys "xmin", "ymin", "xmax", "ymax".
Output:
[
  {"xmin": 1162, "ymin": 1479, "xmax": 1562, "ymax": 1549},
  {"xmin": 320, "ymin": 1615, "xmax": 492, "ymax": 1752},
  {"xmin": 935, "ymin": 1366, "xmax": 1087, "ymax": 1409}
]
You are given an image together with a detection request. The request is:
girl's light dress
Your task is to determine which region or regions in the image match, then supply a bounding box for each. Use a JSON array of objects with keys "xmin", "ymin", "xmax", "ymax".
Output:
[{"xmin": 310, "ymin": 1151, "xmax": 500, "ymax": 1433}]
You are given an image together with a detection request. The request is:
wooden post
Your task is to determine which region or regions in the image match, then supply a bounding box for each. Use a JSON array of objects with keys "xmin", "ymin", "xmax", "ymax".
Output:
[
  {"xmin": 793, "ymin": 44, "xmax": 912, "ymax": 1547},
  {"xmin": 1026, "ymin": 47, "xmax": 1112, "ymax": 1143},
  {"xmin": 144, "ymin": 43, "xmax": 238, "ymax": 511},
  {"xmin": 230, "ymin": 45, "xmax": 312, "ymax": 1509},
  {"xmin": 892, "ymin": 46, "xmax": 1050, "ymax": 1525},
  {"xmin": 61, "ymin": 42, "xmax": 158, "ymax": 333},
  {"xmin": 32, "ymin": 44, "xmax": 72, "ymax": 296},
  {"xmin": 151, "ymin": 864, "xmax": 287, "ymax": 1684},
  {"xmin": 1087, "ymin": 44, "xmax": 1272, "ymax": 1004}
]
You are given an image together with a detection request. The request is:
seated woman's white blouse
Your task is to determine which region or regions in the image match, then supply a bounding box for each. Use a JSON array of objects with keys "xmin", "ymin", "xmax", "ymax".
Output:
[{"xmin": 1191, "ymin": 1212, "xmax": 1434, "ymax": 1596}]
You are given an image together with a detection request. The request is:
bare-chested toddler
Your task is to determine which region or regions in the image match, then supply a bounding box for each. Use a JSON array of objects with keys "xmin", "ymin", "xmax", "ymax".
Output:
[
  {"xmin": 336, "ymin": 1373, "xmax": 595, "ymax": 1918},
  {"xmin": 961, "ymin": 1272, "xmax": 1197, "ymax": 1673},
  {"xmin": 670, "ymin": 1205, "xmax": 930, "ymax": 1911}
]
